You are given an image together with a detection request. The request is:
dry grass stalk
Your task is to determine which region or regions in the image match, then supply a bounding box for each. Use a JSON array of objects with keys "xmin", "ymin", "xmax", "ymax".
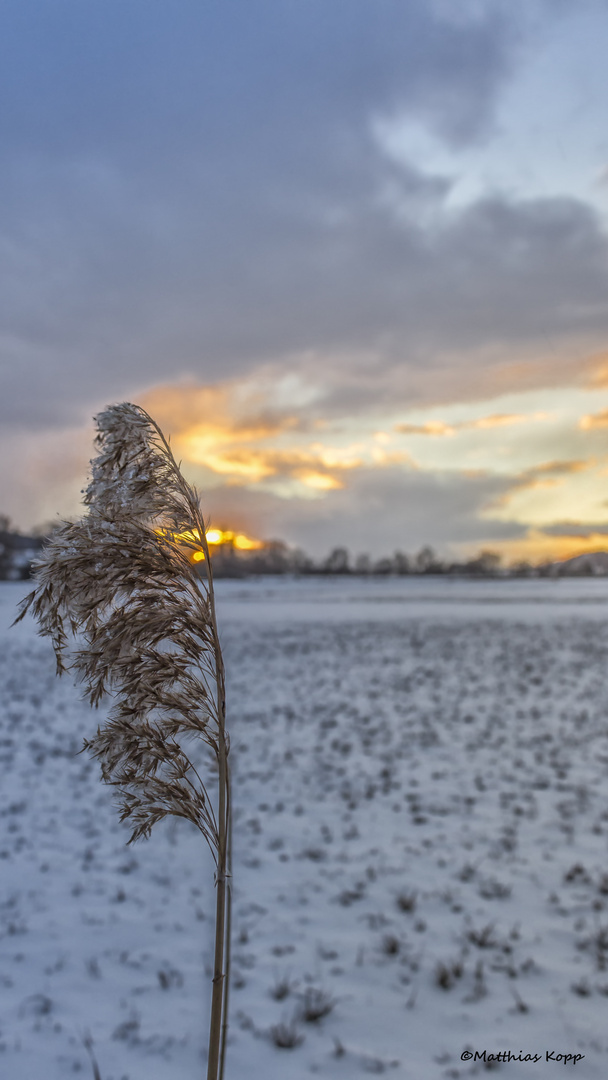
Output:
[{"xmin": 15, "ymin": 402, "xmax": 231, "ymax": 1080}]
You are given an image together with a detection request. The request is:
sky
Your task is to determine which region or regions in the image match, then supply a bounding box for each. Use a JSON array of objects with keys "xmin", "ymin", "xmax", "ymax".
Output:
[{"xmin": 1, "ymin": 0, "xmax": 608, "ymax": 563}]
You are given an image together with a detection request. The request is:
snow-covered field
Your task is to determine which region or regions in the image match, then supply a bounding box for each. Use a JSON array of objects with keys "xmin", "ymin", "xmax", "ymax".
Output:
[{"xmin": 3, "ymin": 576, "xmax": 608, "ymax": 1079}]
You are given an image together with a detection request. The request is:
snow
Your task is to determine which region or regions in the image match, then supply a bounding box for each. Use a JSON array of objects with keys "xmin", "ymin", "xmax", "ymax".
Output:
[{"xmin": 2, "ymin": 576, "xmax": 608, "ymax": 1078}]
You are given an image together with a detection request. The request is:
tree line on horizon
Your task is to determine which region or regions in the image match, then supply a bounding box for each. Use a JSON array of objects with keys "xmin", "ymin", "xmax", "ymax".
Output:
[
  {"xmin": 0, "ymin": 514, "xmax": 603, "ymax": 581},
  {"xmin": 210, "ymin": 541, "xmax": 511, "ymax": 577},
  {"xmin": 209, "ymin": 541, "xmax": 559, "ymax": 578}
]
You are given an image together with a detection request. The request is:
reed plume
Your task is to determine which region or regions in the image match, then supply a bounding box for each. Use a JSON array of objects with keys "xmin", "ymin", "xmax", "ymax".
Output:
[{"xmin": 15, "ymin": 402, "xmax": 231, "ymax": 1080}]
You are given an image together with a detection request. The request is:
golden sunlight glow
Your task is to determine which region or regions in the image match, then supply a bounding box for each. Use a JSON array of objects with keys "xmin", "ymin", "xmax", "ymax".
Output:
[
  {"xmin": 580, "ymin": 409, "xmax": 608, "ymax": 430},
  {"xmin": 138, "ymin": 380, "xmax": 411, "ymax": 497},
  {"xmin": 158, "ymin": 525, "xmax": 264, "ymax": 560},
  {"xmin": 474, "ymin": 412, "xmax": 543, "ymax": 429},
  {"xmin": 233, "ymin": 533, "xmax": 264, "ymax": 550},
  {"xmin": 205, "ymin": 529, "xmax": 223, "ymax": 545},
  {"xmin": 206, "ymin": 528, "xmax": 263, "ymax": 550},
  {"xmin": 187, "ymin": 442, "xmax": 279, "ymax": 482},
  {"xmin": 587, "ymin": 354, "xmax": 608, "ymax": 388},
  {"xmin": 473, "ymin": 530, "xmax": 608, "ymax": 567},
  {"xmin": 371, "ymin": 447, "xmax": 413, "ymax": 466},
  {"xmin": 132, "ymin": 378, "xmax": 608, "ymax": 568},
  {"xmin": 298, "ymin": 472, "xmax": 344, "ymax": 491},
  {"xmin": 309, "ymin": 442, "xmax": 365, "ymax": 468}
]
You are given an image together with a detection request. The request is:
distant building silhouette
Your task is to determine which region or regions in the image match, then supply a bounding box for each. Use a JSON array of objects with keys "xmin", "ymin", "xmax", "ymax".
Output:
[{"xmin": 0, "ymin": 529, "xmax": 44, "ymax": 580}]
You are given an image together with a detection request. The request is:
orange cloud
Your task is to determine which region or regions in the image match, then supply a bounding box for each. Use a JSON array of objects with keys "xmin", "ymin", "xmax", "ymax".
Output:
[
  {"xmin": 585, "ymin": 353, "xmax": 608, "ymax": 389},
  {"xmin": 296, "ymin": 471, "xmax": 343, "ymax": 491},
  {"xmin": 580, "ymin": 409, "xmax": 608, "ymax": 430},
  {"xmin": 474, "ymin": 413, "xmax": 544, "ymax": 429},
  {"xmin": 138, "ymin": 380, "xmax": 407, "ymax": 495},
  {"xmin": 395, "ymin": 412, "xmax": 547, "ymax": 437},
  {"xmin": 396, "ymin": 420, "xmax": 455, "ymax": 436},
  {"xmin": 140, "ymin": 382, "xmax": 303, "ymax": 445},
  {"xmin": 526, "ymin": 460, "xmax": 589, "ymax": 477},
  {"xmin": 186, "ymin": 442, "xmax": 356, "ymax": 488}
]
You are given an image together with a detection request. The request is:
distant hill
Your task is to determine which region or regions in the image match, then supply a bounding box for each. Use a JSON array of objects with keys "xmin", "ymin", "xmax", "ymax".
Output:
[{"xmin": 550, "ymin": 551, "xmax": 608, "ymax": 576}]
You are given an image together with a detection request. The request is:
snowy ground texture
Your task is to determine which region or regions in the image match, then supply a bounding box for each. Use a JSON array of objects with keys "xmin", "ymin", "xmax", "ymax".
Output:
[{"xmin": 3, "ymin": 576, "xmax": 608, "ymax": 1079}]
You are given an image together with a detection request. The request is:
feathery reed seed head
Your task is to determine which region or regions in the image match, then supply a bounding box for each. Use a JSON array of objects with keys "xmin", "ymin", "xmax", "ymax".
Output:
[{"xmin": 15, "ymin": 403, "xmax": 227, "ymax": 857}]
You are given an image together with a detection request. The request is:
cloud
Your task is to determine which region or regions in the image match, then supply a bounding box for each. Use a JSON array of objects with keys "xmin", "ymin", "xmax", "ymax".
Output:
[
  {"xmin": 470, "ymin": 527, "xmax": 608, "ymax": 565},
  {"xmin": 483, "ymin": 458, "xmax": 591, "ymax": 511},
  {"xmin": 539, "ymin": 521, "xmax": 608, "ymax": 537},
  {"xmin": 523, "ymin": 459, "xmax": 590, "ymax": 477},
  {"xmin": 2, "ymin": 2, "xmax": 607, "ymax": 434},
  {"xmin": 4, "ymin": 183, "xmax": 607, "ymax": 433},
  {"xmin": 580, "ymin": 408, "xmax": 608, "ymax": 430},
  {"xmin": 0, "ymin": 1, "xmax": 514, "ymax": 158},
  {"xmin": 200, "ymin": 458, "xmax": 608, "ymax": 565},
  {"xmin": 395, "ymin": 412, "xmax": 546, "ymax": 436},
  {"xmin": 199, "ymin": 462, "xmax": 525, "ymax": 557},
  {"xmin": 140, "ymin": 381, "xmax": 307, "ymax": 444},
  {"xmin": 396, "ymin": 421, "xmax": 456, "ymax": 437},
  {"xmin": 106, "ymin": 379, "xmax": 534, "ymax": 556},
  {"xmin": 583, "ymin": 353, "xmax": 608, "ymax": 388},
  {"xmin": 138, "ymin": 380, "xmax": 413, "ymax": 495}
]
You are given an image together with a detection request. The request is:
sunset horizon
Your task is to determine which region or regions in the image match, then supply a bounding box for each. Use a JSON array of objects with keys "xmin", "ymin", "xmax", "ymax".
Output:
[{"xmin": 1, "ymin": 2, "xmax": 608, "ymax": 564}]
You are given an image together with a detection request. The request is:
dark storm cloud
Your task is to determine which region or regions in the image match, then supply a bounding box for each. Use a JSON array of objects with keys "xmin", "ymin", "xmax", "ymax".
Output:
[{"xmin": 1, "ymin": 0, "xmax": 606, "ymax": 429}]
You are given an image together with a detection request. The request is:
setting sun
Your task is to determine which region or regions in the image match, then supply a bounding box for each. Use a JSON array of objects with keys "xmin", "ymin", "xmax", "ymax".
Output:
[
  {"xmin": 158, "ymin": 525, "xmax": 264, "ymax": 562},
  {"xmin": 206, "ymin": 528, "xmax": 263, "ymax": 550}
]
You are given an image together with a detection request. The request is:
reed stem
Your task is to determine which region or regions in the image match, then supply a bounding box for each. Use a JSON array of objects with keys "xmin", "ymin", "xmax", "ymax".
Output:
[{"xmin": 201, "ymin": 522, "xmax": 230, "ymax": 1080}]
